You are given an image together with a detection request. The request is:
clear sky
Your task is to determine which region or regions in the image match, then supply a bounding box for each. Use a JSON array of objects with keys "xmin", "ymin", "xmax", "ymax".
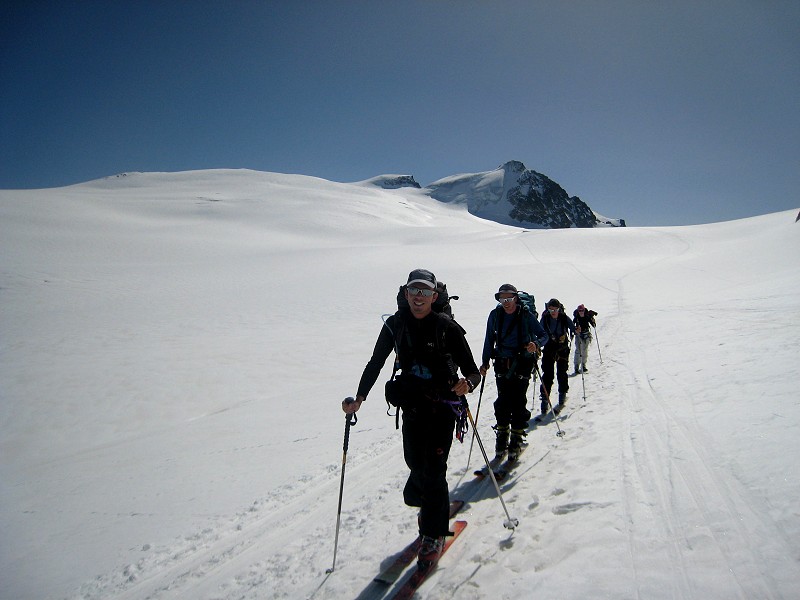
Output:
[{"xmin": 1, "ymin": 1, "xmax": 798, "ymax": 226}]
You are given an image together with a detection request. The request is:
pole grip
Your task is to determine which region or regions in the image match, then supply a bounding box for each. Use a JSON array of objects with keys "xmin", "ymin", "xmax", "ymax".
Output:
[{"xmin": 342, "ymin": 397, "xmax": 356, "ymax": 452}]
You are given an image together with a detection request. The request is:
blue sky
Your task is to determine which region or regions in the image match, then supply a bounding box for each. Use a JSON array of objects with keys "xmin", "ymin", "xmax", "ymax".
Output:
[{"xmin": 1, "ymin": 1, "xmax": 798, "ymax": 226}]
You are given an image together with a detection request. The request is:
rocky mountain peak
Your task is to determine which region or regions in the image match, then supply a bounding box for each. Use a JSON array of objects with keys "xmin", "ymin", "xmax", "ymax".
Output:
[{"xmin": 425, "ymin": 161, "xmax": 624, "ymax": 228}]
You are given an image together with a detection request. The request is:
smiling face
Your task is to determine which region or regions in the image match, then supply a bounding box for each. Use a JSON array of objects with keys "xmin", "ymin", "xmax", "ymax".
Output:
[
  {"xmin": 498, "ymin": 293, "xmax": 517, "ymax": 314},
  {"xmin": 405, "ymin": 284, "xmax": 438, "ymax": 319}
]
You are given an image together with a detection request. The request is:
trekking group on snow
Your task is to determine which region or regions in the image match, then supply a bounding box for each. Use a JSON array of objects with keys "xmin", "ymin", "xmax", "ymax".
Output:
[{"xmin": 341, "ymin": 268, "xmax": 598, "ymax": 570}]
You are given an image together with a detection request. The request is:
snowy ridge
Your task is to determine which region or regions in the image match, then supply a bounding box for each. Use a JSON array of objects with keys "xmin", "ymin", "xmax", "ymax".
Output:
[
  {"xmin": 1, "ymin": 170, "xmax": 798, "ymax": 599},
  {"xmin": 425, "ymin": 161, "xmax": 618, "ymax": 228}
]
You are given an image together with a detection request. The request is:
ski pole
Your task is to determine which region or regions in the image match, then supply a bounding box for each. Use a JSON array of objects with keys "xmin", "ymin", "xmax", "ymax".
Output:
[
  {"xmin": 444, "ymin": 356, "xmax": 517, "ymax": 529},
  {"xmin": 592, "ymin": 325, "xmax": 603, "ymax": 364},
  {"xmin": 326, "ymin": 398, "xmax": 357, "ymax": 574},
  {"xmin": 465, "ymin": 406, "xmax": 519, "ymax": 529},
  {"xmin": 465, "ymin": 374, "xmax": 486, "ymax": 469},
  {"xmin": 534, "ymin": 363, "xmax": 565, "ymax": 438}
]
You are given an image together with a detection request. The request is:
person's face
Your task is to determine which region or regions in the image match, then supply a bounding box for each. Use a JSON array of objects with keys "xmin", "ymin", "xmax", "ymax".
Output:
[
  {"xmin": 498, "ymin": 294, "xmax": 517, "ymax": 314},
  {"xmin": 405, "ymin": 285, "xmax": 438, "ymax": 319},
  {"xmin": 578, "ymin": 309, "xmax": 585, "ymax": 317},
  {"xmin": 547, "ymin": 305, "xmax": 559, "ymax": 317}
]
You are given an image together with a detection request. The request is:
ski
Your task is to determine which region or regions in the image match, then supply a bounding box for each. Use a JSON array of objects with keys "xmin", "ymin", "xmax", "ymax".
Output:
[
  {"xmin": 388, "ymin": 520, "xmax": 467, "ymax": 600},
  {"xmin": 473, "ymin": 454, "xmax": 506, "ymax": 480},
  {"xmin": 534, "ymin": 406, "xmax": 564, "ymax": 422},
  {"xmin": 493, "ymin": 444, "xmax": 528, "ymax": 482},
  {"xmin": 373, "ymin": 500, "xmax": 464, "ymax": 585}
]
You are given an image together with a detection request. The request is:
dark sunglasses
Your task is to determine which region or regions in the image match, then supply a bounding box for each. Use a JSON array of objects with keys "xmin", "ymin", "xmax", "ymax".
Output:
[{"xmin": 407, "ymin": 286, "xmax": 436, "ymax": 297}]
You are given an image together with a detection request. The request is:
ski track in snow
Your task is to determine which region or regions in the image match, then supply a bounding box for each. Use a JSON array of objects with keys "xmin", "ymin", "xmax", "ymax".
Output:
[
  {"xmin": 609, "ymin": 279, "xmax": 796, "ymax": 599},
  {"xmin": 72, "ymin": 427, "xmax": 407, "ymax": 600},
  {"xmin": 72, "ymin": 222, "xmax": 798, "ymax": 600},
  {"xmin": 4, "ymin": 176, "xmax": 796, "ymax": 600}
]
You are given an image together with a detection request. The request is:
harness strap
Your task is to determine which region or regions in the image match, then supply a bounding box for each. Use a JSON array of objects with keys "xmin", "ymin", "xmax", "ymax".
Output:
[{"xmin": 438, "ymin": 397, "xmax": 469, "ymax": 442}]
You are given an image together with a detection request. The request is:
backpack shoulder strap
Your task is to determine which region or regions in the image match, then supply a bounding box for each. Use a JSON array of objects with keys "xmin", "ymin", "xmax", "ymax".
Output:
[{"xmin": 433, "ymin": 311, "xmax": 451, "ymax": 352}]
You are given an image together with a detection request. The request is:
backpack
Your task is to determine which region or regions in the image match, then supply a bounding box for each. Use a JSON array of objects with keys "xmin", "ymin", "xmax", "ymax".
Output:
[
  {"xmin": 385, "ymin": 282, "xmax": 466, "ymax": 429},
  {"xmin": 516, "ymin": 291, "xmax": 538, "ymax": 320},
  {"xmin": 542, "ymin": 302, "xmax": 571, "ymax": 345},
  {"xmin": 492, "ymin": 290, "xmax": 536, "ymax": 353},
  {"xmin": 392, "ymin": 281, "xmax": 465, "ymax": 358}
]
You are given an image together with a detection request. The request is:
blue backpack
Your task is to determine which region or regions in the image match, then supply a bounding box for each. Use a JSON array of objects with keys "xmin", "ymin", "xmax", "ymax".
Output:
[{"xmin": 516, "ymin": 291, "xmax": 538, "ymax": 320}]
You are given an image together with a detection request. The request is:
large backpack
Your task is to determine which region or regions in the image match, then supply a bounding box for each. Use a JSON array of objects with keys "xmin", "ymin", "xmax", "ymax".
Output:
[
  {"xmin": 392, "ymin": 281, "xmax": 465, "ymax": 358},
  {"xmin": 492, "ymin": 290, "xmax": 537, "ymax": 352},
  {"xmin": 515, "ymin": 291, "xmax": 538, "ymax": 320},
  {"xmin": 542, "ymin": 301, "xmax": 571, "ymax": 345},
  {"xmin": 385, "ymin": 281, "xmax": 466, "ymax": 428}
]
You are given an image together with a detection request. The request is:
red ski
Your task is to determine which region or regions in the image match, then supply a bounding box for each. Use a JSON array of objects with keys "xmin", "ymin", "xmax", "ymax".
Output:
[
  {"xmin": 373, "ymin": 500, "xmax": 464, "ymax": 585},
  {"xmin": 388, "ymin": 520, "xmax": 467, "ymax": 600}
]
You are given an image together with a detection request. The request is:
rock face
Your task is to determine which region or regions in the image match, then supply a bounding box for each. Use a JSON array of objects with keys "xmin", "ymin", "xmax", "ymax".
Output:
[
  {"xmin": 367, "ymin": 175, "xmax": 422, "ymax": 190},
  {"xmin": 425, "ymin": 160, "xmax": 624, "ymax": 228}
]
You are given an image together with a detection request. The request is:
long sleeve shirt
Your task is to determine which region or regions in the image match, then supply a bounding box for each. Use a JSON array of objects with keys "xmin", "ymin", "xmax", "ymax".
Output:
[
  {"xmin": 540, "ymin": 311, "xmax": 576, "ymax": 346},
  {"xmin": 573, "ymin": 309, "xmax": 597, "ymax": 339},
  {"xmin": 357, "ymin": 310, "xmax": 480, "ymax": 401},
  {"xmin": 481, "ymin": 306, "xmax": 549, "ymax": 366}
]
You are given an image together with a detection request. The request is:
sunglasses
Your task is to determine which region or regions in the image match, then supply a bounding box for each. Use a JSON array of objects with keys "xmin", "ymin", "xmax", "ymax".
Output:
[
  {"xmin": 407, "ymin": 286, "xmax": 436, "ymax": 297},
  {"xmin": 499, "ymin": 297, "xmax": 516, "ymax": 304},
  {"xmin": 548, "ymin": 306, "xmax": 559, "ymax": 311}
]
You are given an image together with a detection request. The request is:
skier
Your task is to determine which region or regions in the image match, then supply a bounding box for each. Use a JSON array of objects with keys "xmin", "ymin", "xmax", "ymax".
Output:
[
  {"xmin": 572, "ymin": 304, "xmax": 597, "ymax": 374},
  {"xmin": 342, "ymin": 269, "xmax": 481, "ymax": 565},
  {"xmin": 539, "ymin": 298, "xmax": 575, "ymax": 416},
  {"xmin": 480, "ymin": 284, "xmax": 548, "ymax": 458}
]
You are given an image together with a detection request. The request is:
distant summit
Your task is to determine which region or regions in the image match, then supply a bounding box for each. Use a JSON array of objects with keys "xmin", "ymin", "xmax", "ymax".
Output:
[
  {"xmin": 424, "ymin": 161, "xmax": 625, "ymax": 228},
  {"xmin": 99, "ymin": 165, "xmax": 623, "ymax": 229},
  {"xmin": 359, "ymin": 175, "xmax": 421, "ymax": 190}
]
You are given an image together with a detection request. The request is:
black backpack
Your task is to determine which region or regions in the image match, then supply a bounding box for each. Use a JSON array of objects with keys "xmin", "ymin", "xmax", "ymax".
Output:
[
  {"xmin": 543, "ymin": 302, "xmax": 571, "ymax": 344},
  {"xmin": 385, "ymin": 282, "xmax": 467, "ymax": 431},
  {"xmin": 391, "ymin": 281, "xmax": 465, "ymax": 358}
]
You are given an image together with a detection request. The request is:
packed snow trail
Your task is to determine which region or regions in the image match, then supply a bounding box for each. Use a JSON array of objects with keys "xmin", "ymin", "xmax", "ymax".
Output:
[{"xmin": 3, "ymin": 172, "xmax": 798, "ymax": 600}]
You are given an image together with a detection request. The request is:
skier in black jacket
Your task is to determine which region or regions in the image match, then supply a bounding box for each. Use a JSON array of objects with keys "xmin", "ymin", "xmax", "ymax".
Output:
[
  {"xmin": 539, "ymin": 298, "xmax": 575, "ymax": 416},
  {"xmin": 572, "ymin": 304, "xmax": 598, "ymax": 374},
  {"xmin": 343, "ymin": 268, "xmax": 480, "ymax": 566}
]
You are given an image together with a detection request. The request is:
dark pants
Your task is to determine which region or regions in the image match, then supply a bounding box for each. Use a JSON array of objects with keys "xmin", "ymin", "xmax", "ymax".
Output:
[
  {"xmin": 493, "ymin": 356, "xmax": 534, "ymax": 430},
  {"xmin": 540, "ymin": 344, "xmax": 569, "ymax": 411},
  {"xmin": 401, "ymin": 403, "xmax": 456, "ymax": 538}
]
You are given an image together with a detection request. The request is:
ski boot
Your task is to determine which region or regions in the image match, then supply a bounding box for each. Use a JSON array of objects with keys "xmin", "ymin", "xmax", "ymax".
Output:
[
  {"xmin": 508, "ymin": 428, "xmax": 527, "ymax": 460},
  {"xmin": 418, "ymin": 534, "xmax": 445, "ymax": 567},
  {"xmin": 493, "ymin": 424, "xmax": 509, "ymax": 456},
  {"xmin": 554, "ymin": 392, "xmax": 567, "ymax": 415}
]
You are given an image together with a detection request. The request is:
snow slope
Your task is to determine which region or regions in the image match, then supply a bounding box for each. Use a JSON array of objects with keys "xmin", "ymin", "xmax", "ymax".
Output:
[{"xmin": 1, "ymin": 170, "xmax": 798, "ymax": 599}]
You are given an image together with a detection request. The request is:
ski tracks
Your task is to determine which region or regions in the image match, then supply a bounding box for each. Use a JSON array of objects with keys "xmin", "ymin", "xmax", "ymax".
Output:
[
  {"xmin": 613, "ymin": 323, "xmax": 795, "ymax": 599},
  {"xmin": 72, "ymin": 430, "xmax": 406, "ymax": 600}
]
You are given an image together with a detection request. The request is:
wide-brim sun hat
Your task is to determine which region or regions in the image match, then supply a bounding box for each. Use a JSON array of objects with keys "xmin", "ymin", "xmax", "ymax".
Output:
[{"xmin": 494, "ymin": 283, "xmax": 518, "ymax": 301}]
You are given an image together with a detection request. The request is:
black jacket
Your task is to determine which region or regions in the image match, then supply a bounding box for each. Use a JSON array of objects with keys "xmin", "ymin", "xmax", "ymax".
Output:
[{"xmin": 357, "ymin": 310, "xmax": 480, "ymax": 400}]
